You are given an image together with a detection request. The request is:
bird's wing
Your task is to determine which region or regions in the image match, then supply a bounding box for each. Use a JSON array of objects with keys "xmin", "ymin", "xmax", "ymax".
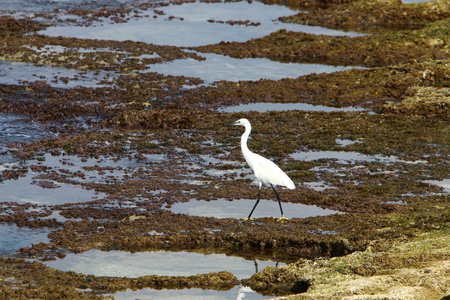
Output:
[{"xmin": 249, "ymin": 153, "xmax": 295, "ymax": 189}]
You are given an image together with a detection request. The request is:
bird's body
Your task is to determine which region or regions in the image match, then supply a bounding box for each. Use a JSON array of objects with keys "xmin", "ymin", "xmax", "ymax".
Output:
[
  {"xmin": 228, "ymin": 118, "xmax": 295, "ymax": 221},
  {"xmin": 241, "ymin": 141, "xmax": 295, "ymax": 190}
]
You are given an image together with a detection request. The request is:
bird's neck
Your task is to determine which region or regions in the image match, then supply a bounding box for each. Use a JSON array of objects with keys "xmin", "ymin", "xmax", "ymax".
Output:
[{"xmin": 240, "ymin": 124, "xmax": 251, "ymax": 156}]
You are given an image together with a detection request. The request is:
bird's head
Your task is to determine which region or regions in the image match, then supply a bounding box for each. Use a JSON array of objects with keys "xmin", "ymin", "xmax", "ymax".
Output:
[{"xmin": 226, "ymin": 118, "xmax": 250, "ymax": 127}]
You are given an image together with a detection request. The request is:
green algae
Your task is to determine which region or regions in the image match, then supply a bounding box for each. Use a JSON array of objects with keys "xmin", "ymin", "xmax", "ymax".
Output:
[{"xmin": 246, "ymin": 227, "xmax": 450, "ymax": 299}]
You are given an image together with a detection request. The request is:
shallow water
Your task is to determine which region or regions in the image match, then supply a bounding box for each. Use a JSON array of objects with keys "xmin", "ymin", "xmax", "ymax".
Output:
[
  {"xmin": 41, "ymin": 1, "xmax": 362, "ymax": 47},
  {"xmin": 335, "ymin": 138, "xmax": 363, "ymax": 147},
  {"xmin": 0, "ymin": 113, "xmax": 54, "ymax": 163},
  {"xmin": 44, "ymin": 249, "xmax": 285, "ymax": 280},
  {"xmin": 1, "ymin": 153, "xmax": 111, "ymax": 205},
  {"xmin": 0, "ymin": 223, "xmax": 51, "ymax": 256},
  {"xmin": 108, "ymin": 285, "xmax": 262, "ymax": 300},
  {"xmin": 35, "ymin": 152, "xmax": 158, "ymax": 183},
  {"xmin": 290, "ymin": 150, "xmax": 427, "ymax": 165},
  {"xmin": 0, "ymin": 173, "xmax": 105, "ymax": 205},
  {"xmin": 150, "ymin": 52, "xmax": 359, "ymax": 82},
  {"xmin": 0, "ymin": 0, "xmax": 127, "ymax": 12},
  {"xmin": 0, "ymin": 151, "xmax": 166, "ymax": 205},
  {"xmin": 0, "ymin": 60, "xmax": 116, "ymax": 88},
  {"xmin": 0, "ymin": 112, "xmax": 54, "ymax": 145},
  {"xmin": 423, "ymin": 179, "xmax": 450, "ymax": 193},
  {"xmin": 302, "ymin": 181, "xmax": 338, "ymax": 191},
  {"xmin": 1, "ymin": 0, "xmax": 446, "ymax": 298},
  {"xmin": 219, "ymin": 102, "xmax": 370, "ymax": 113},
  {"xmin": 168, "ymin": 198, "xmax": 339, "ymax": 219},
  {"xmin": 402, "ymin": 0, "xmax": 435, "ymax": 2},
  {"xmin": 2, "ymin": 1, "xmax": 365, "ymax": 87}
]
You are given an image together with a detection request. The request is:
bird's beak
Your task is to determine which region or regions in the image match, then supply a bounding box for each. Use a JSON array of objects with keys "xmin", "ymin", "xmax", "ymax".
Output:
[{"xmin": 224, "ymin": 121, "xmax": 237, "ymax": 127}]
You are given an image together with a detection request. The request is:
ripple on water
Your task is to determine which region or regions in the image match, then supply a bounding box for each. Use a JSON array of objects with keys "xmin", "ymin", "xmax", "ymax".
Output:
[
  {"xmin": 0, "ymin": 113, "xmax": 54, "ymax": 145},
  {"xmin": 0, "ymin": 223, "xmax": 51, "ymax": 256},
  {"xmin": 0, "ymin": 113, "xmax": 55, "ymax": 163}
]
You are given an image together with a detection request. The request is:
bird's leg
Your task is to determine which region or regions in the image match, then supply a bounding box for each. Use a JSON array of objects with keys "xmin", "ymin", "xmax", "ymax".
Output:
[
  {"xmin": 271, "ymin": 184, "xmax": 289, "ymax": 222},
  {"xmin": 244, "ymin": 186, "xmax": 261, "ymax": 221}
]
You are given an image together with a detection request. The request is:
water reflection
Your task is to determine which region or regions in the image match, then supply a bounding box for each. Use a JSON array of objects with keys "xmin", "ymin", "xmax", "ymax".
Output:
[
  {"xmin": 0, "ymin": 173, "xmax": 106, "ymax": 205},
  {"xmin": 41, "ymin": 1, "xmax": 362, "ymax": 47},
  {"xmin": 150, "ymin": 52, "xmax": 359, "ymax": 82},
  {"xmin": 168, "ymin": 199, "xmax": 339, "ymax": 219},
  {"xmin": 108, "ymin": 285, "xmax": 262, "ymax": 300},
  {"xmin": 44, "ymin": 249, "xmax": 285, "ymax": 280},
  {"xmin": 3, "ymin": 1, "xmax": 365, "ymax": 85}
]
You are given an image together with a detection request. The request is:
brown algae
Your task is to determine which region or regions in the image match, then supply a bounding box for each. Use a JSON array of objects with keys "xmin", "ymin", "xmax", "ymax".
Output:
[{"xmin": 0, "ymin": 0, "xmax": 449, "ymax": 298}]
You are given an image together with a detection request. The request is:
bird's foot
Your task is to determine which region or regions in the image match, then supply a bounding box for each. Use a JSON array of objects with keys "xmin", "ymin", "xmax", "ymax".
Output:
[
  {"xmin": 276, "ymin": 215, "xmax": 289, "ymax": 222},
  {"xmin": 243, "ymin": 217, "xmax": 255, "ymax": 222}
]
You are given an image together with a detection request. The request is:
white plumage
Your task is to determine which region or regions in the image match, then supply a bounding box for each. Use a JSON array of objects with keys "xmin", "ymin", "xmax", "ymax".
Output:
[
  {"xmin": 244, "ymin": 151, "xmax": 295, "ymax": 189},
  {"xmin": 228, "ymin": 118, "xmax": 295, "ymax": 221}
]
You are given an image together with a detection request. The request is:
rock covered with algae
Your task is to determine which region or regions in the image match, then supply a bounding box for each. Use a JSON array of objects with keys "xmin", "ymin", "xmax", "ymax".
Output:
[
  {"xmin": 245, "ymin": 229, "xmax": 450, "ymax": 299},
  {"xmin": 384, "ymin": 86, "xmax": 450, "ymax": 117}
]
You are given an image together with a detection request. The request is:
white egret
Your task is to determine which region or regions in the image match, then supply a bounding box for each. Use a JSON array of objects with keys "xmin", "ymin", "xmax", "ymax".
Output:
[{"xmin": 227, "ymin": 118, "xmax": 295, "ymax": 221}]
